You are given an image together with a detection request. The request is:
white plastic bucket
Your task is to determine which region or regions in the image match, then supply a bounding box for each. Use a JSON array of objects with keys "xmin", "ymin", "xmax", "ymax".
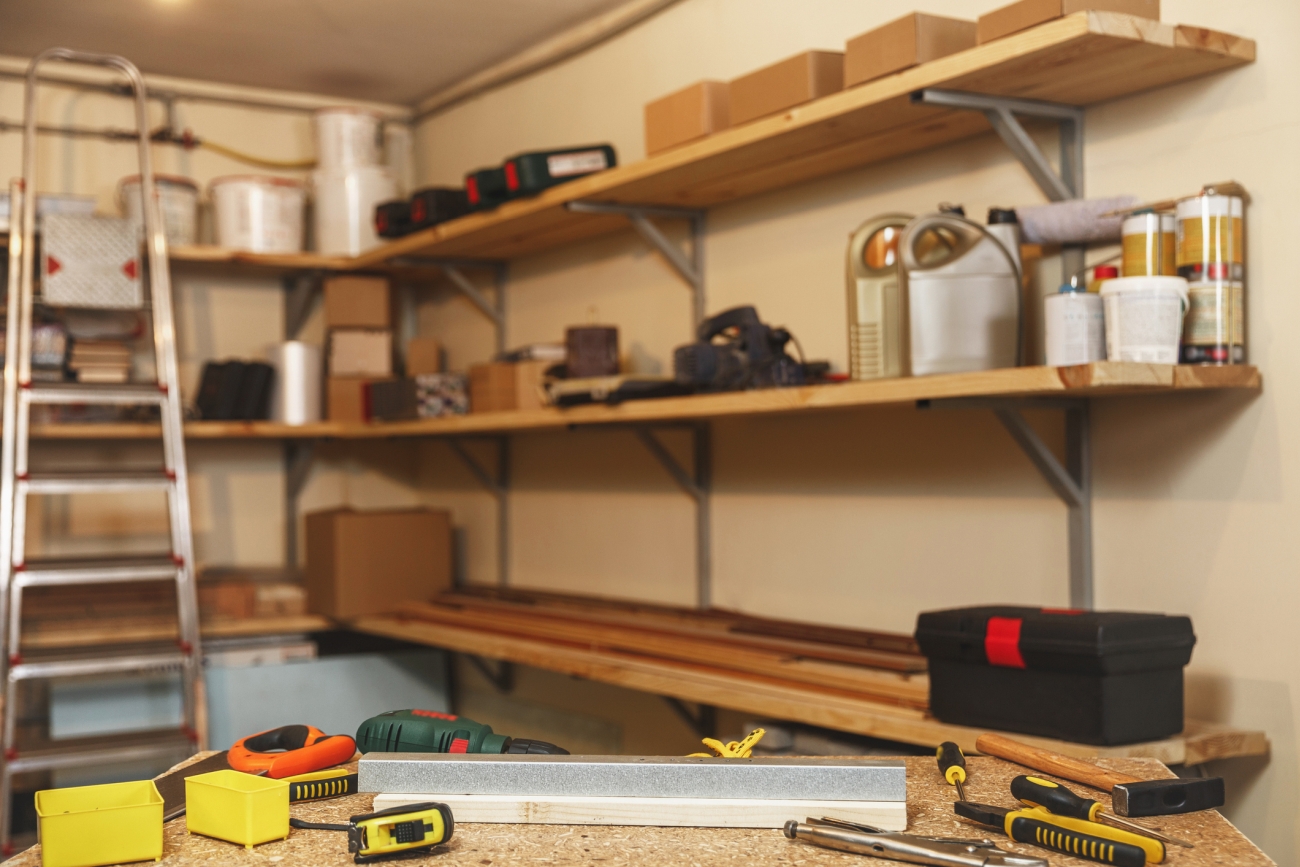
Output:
[
  {"xmin": 1099, "ymin": 276, "xmax": 1189, "ymax": 363},
  {"xmin": 312, "ymin": 166, "xmax": 397, "ymax": 256},
  {"xmin": 209, "ymin": 176, "xmax": 305, "ymax": 253},
  {"xmin": 314, "ymin": 107, "xmax": 382, "ymax": 170},
  {"xmin": 1044, "ymin": 290, "xmax": 1105, "ymax": 366},
  {"xmin": 118, "ymin": 174, "xmax": 199, "ymax": 246}
]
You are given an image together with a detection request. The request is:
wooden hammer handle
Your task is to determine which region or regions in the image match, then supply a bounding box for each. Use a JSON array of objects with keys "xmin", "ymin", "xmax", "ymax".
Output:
[{"xmin": 975, "ymin": 734, "xmax": 1142, "ymax": 792}]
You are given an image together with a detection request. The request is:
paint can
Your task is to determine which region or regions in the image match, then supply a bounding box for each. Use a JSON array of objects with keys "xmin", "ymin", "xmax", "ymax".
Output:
[
  {"xmin": 209, "ymin": 176, "xmax": 306, "ymax": 253},
  {"xmin": 314, "ymin": 107, "xmax": 383, "ymax": 170},
  {"xmin": 118, "ymin": 174, "xmax": 199, "ymax": 246},
  {"xmin": 1099, "ymin": 276, "xmax": 1188, "ymax": 364},
  {"xmin": 1044, "ymin": 285, "xmax": 1105, "ymax": 367},
  {"xmin": 1175, "ymin": 191, "xmax": 1245, "ymax": 364},
  {"xmin": 312, "ymin": 165, "xmax": 397, "ymax": 255},
  {"xmin": 269, "ymin": 341, "xmax": 322, "ymax": 425},
  {"xmin": 1121, "ymin": 211, "xmax": 1175, "ymax": 277}
]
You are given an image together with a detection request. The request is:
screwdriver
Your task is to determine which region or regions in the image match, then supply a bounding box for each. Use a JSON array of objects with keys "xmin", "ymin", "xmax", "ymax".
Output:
[
  {"xmin": 936, "ymin": 741, "xmax": 968, "ymax": 801},
  {"xmin": 1012, "ymin": 775, "xmax": 1194, "ymax": 849}
]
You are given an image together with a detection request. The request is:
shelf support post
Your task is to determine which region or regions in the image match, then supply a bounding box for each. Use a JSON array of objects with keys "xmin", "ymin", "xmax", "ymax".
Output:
[
  {"xmin": 912, "ymin": 89, "xmax": 1086, "ymax": 278},
  {"xmin": 387, "ymin": 257, "xmax": 508, "ymax": 356},
  {"xmin": 449, "ymin": 436, "xmax": 510, "ymax": 586},
  {"xmin": 634, "ymin": 423, "xmax": 711, "ymax": 609},
  {"xmin": 566, "ymin": 201, "xmax": 707, "ymax": 328},
  {"xmin": 465, "ymin": 655, "xmax": 516, "ymax": 694},
  {"xmin": 283, "ymin": 441, "xmax": 314, "ymax": 573},
  {"xmin": 921, "ymin": 397, "xmax": 1092, "ymax": 609},
  {"xmin": 664, "ymin": 696, "xmax": 717, "ymax": 740},
  {"xmin": 282, "ymin": 271, "xmax": 323, "ymax": 341}
]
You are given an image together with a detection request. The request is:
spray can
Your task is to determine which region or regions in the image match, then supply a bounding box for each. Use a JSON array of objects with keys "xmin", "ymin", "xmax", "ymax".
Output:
[
  {"xmin": 1122, "ymin": 210, "xmax": 1176, "ymax": 277},
  {"xmin": 1044, "ymin": 284, "xmax": 1105, "ymax": 367},
  {"xmin": 1175, "ymin": 191, "xmax": 1244, "ymax": 364}
]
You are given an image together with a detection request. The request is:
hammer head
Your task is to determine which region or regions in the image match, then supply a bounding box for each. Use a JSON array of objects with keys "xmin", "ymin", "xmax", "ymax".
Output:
[{"xmin": 1111, "ymin": 777, "xmax": 1225, "ymax": 817}]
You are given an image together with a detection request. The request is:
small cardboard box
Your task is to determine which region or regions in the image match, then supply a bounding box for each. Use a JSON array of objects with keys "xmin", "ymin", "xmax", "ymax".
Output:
[
  {"xmin": 406, "ymin": 337, "xmax": 442, "ymax": 375},
  {"xmin": 469, "ymin": 360, "xmax": 550, "ymax": 413},
  {"xmin": 324, "ymin": 275, "xmax": 390, "ymax": 329},
  {"xmin": 304, "ymin": 507, "xmax": 452, "ymax": 618},
  {"xmin": 845, "ymin": 13, "xmax": 977, "ymax": 87},
  {"xmin": 729, "ymin": 51, "xmax": 844, "ymax": 127},
  {"xmin": 977, "ymin": 0, "xmax": 1158, "ymax": 43},
  {"xmin": 329, "ymin": 329, "xmax": 392, "ymax": 377},
  {"xmin": 644, "ymin": 81, "xmax": 730, "ymax": 156},
  {"xmin": 328, "ymin": 375, "xmax": 392, "ymax": 422}
]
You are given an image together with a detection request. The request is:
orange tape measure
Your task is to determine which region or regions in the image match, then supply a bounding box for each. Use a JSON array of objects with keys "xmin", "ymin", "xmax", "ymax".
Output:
[{"xmin": 228, "ymin": 725, "xmax": 357, "ymax": 778}]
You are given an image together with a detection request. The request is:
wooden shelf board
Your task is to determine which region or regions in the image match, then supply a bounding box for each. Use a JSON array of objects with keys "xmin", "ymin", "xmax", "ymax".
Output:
[
  {"xmin": 26, "ymin": 362, "xmax": 1261, "ymax": 442},
  {"xmin": 169, "ymin": 245, "xmax": 358, "ymax": 272},
  {"xmin": 20, "ymin": 614, "xmax": 333, "ymax": 650},
  {"xmin": 351, "ymin": 12, "xmax": 1253, "ymax": 265},
  {"xmin": 352, "ymin": 608, "xmax": 1267, "ymax": 765}
]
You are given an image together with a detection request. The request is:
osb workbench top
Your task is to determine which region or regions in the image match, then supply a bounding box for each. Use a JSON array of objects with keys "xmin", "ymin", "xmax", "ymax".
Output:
[{"xmin": 7, "ymin": 755, "xmax": 1273, "ymax": 866}]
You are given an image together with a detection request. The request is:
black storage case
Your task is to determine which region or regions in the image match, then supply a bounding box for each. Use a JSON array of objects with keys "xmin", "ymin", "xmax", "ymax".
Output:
[
  {"xmin": 914, "ymin": 606, "xmax": 1196, "ymax": 745},
  {"xmin": 465, "ymin": 167, "xmax": 509, "ymax": 211},
  {"xmin": 410, "ymin": 187, "xmax": 469, "ymax": 228},
  {"xmin": 503, "ymin": 144, "xmax": 616, "ymax": 197}
]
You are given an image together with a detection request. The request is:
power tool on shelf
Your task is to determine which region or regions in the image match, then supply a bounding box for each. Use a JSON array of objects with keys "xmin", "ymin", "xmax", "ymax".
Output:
[{"xmin": 355, "ymin": 709, "xmax": 569, "ymax": 755}]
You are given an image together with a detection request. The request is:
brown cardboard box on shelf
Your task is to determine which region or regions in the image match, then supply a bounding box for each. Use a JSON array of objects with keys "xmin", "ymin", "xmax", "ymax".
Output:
[
  {"xmin": 329, "ymin": 329, "xmax": 393, "ymax": 377},
  {"xmin": 729, "ymin": 50, "xmax": 844, "ymax": 127},
  {"xmin": 406, "ymin": 337, "xmax": 442, "ymax": 375},
  {"xmin": 644, "ymin": 81, "xmax": 730, "ymax": 156},
  {"xmin": 977, "ymin": 0, "xmax": 1158, "ymax": 43},
  {"xmin": 469, "ymin": 360, "xmax": 550, "ymax": 413},
  {"xmin": 328, "ymin": 375, "xmax": 393, "ymax": 422},
  {"xmin": 324, "ymin": 275, "xmax": 390, "ymax": 329},
  {"xmin": 304, "ymin": 507, "xmax": 452, "ymax": 618},
  {"xmin": 198, "ymin": 580, "xmax": 307, "ymax": 620},
  {"xmin": 845, "ymin": 13, "xmax": 977, "ymax": 87}
]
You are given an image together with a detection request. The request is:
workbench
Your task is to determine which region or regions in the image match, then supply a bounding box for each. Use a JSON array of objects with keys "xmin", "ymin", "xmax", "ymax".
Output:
[{"xmin": 5, "ymin": 755, "xmax": 1272, "ymax": 866}]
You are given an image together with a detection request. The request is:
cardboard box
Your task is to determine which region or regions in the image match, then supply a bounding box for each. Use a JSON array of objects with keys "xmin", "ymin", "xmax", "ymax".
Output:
[
  {"xmin": 329, "ymin": 329, "xmax": 392, "ymax": 377},
  {"xmin": 644, "ymin": 81, "xmax": 730, "ymax": 156},
  {"xmin": 729, "ymin": 51, "xmax": 844, "ymax": 127},
  {"xmin": 324, "ymin": 275, "xmax": 390, "ymax": 329},
  {"xmin": 845, "ymin": 14, "xmax": 977, "ymax": 87},
  {"xmin": 977, "ymin": 0, "xmax": 1158, "ymax": 43},
  {"xmin": 469, "ymin": 360, "xmax": 550, "ymax": 413},
  {"xmin": 304, "ymin": 507, "xmax": 452, "ymax": 618},
  {"xmin": 198, "ymin": 580, "xmax": 306, "ymax": 620},
  {"xmin": 328, "ymin": 375, "xmax": 392, "ymax": 422},
  {"xmin": 406, "ymin": 337, "xmax": 442, "ymax": 375}
]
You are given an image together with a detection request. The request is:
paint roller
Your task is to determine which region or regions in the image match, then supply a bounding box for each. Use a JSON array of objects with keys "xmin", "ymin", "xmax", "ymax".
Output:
[{"xmin": 1015, "ymin": 196, "xmax": 1139, "ymax": 245}]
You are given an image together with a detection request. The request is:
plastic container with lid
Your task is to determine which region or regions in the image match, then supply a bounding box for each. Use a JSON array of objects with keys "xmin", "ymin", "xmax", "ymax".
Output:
[
  {"xmin": 209, "ymin": 175, "xmax": 306, "ymax": 253},
  {"xmin": 1100, "ymin": 275, "xmax": 1188, "ymax": 364},
  {"xmin": 312, "ymin": 165, "xmax": 397, "ymax": 256},
  {"xmin": 118, "ymin": 174, "xmax": 199, "ymax": 246},
  {"xmin": 314, "ymin": 106, "xmax": 383, "ymax": 170},
  {"xmin": 1044, "ymin": 283, "xmax": 1104, "ymax": 367},
  {"xmin": 915, "ymin": 606, "xmax": 1196, "ymax": 744}
]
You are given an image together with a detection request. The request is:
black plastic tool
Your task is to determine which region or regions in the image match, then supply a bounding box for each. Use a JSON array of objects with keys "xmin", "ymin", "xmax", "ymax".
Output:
[
  {"xmin": 936, "ymin": 741, "xmax": 968, "ymax": 801},
  {"xmin": 955, "ymin": 800, "xmax": 1158, "ymax": 867}
]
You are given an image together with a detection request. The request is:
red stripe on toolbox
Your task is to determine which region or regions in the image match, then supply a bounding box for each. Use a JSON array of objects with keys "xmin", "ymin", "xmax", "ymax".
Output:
[{"xmin": 985, "ymin": 616, "xmax": 1026, "ymax": 668}]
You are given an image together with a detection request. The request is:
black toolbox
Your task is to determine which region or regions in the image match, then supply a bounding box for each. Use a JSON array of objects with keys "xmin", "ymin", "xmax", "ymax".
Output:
[{"xmin": 914, "ymin": 606, "xmax": 1196, "ymax": 745}]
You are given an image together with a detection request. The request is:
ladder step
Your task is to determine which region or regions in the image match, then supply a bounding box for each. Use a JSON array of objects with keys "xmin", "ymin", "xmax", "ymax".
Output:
[
  {"xmin": 19, "ymin": 471, "xmax": 173, "ymax": 494},
  {"xmin": 22, "ymin": 382, "xmax": 167, "ymax": 406},
  {"xmin": 14, "ymin": 555, "xmax": 180, "ymax": 588},
  {"xmin": 4, "ymin": 729, "xmax": 194, "ymax": 774},
  {"xmin": 9, "ymin": 651, "xmax": 187, "ymax": 681}
]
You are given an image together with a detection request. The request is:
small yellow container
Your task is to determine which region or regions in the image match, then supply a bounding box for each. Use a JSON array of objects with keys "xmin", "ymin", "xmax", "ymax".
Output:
[
  {"xmin": 185, "ymin": 769, "xmax": 289, "ymax": 849},
  {"xmin": 35, "ymin": 780, "xmax": 163, "ymax": 867}
]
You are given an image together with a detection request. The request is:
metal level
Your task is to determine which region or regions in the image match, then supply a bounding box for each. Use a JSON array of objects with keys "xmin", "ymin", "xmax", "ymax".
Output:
[{"xmin": 359, "ymin": 753, "xmax": 906, "ymax": 802}]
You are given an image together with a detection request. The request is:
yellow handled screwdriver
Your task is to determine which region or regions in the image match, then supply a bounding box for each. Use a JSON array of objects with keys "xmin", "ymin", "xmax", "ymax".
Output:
[
  {"xmin": 1012, "ymin": 775, "xmax": 1194, "ymax": 849},
  {"xmin": 936, "ymin": 741, "xmax": 967, "ymax": 801}
]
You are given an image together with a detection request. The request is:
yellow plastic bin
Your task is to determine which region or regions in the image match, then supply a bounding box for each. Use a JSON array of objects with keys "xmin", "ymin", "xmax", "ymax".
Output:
[
  {"xmin": 185, "ymin": 769, "xmax": 289, "ymax": 848},
  {"xmin": 35, "ymin": 780, "xmax": 163, "ymax": 867}
]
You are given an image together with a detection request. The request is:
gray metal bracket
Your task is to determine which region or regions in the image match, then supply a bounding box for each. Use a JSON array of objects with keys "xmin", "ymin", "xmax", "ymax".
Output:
[
  {"xmin": 390, "ymin": 258, "xmax": 508, "ymax": 355},
  {"xmin": 566, "ymin": 201, "xmax": 707, "ymax": 328},
  {"xmin": 282, "ymin": 271, "xmax": 324, "ymax": 341},
  {"xmin": 466, "ymin": 655, "xmax": 516, "ymax": 694},
  {"xmin": 449, "ymin": 437, "xmax": 511, "ymax": 586},
  {"xmin": 912, "ymin": 88, "xmax": 1086, "ymax": 277},
  {"xmin": 283, "ymin": 441, "xmax": 315, "ymax": 572},
  {"xmin": 633, "ymin": 423, "xmax": 712, "ymax": 609},
  {"xmin": 664, "ymin": 697, "xmax": 717, "ymax": 740},
  {"xmin": 920, "ymin": 397, "xmax": 1092, "ymax": 609}
]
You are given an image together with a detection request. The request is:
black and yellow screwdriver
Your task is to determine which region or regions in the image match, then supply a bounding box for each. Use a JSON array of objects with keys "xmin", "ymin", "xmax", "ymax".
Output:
[
  {"xmin": 1012, "ymin": 775, "xmax": 1194, "ymax": 849},
  {"xmin": 935, "ymin": 741, "xmax": 967, "ymax": 801},
  {"xmin": 955, "ymin": 800, "xmax": 1164, "ymax": 866}
]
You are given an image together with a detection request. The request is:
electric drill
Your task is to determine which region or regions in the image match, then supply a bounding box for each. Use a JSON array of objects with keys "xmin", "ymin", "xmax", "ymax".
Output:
[{"xmin": 355, "ymin": 709, "xmax": 569, "ymax": 755}]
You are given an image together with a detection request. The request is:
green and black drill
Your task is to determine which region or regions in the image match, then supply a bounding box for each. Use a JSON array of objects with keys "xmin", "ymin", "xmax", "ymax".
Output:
[{"xmin": 356, "ymin": 709, "xmax": 569, "ymax": 755}]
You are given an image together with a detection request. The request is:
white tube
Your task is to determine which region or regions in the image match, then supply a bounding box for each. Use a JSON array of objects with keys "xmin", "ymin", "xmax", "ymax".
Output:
[{"xmin": 269, "ymin": 341, "xmax": 322, "ymax": 425}]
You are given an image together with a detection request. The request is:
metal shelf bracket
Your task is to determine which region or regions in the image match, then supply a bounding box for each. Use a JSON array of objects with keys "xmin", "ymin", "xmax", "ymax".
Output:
[
  {"xmin": 664, "ymin": 696, "xmax": 717, "ymax": 740},
  {"xmin": 390, "ymin": 257, "xmax": 508, "ymax": 355},
  {"xmin": 283, "ymin": 442, "xmax": 315, "ymax": 571},
  {"xmin": 633, "ymin": 423, "xmax": 712, "ymax": 609},
  {"xmin": 449, "ymin": 436, "xmax": 511, "ymax": 586},
  {"xmin": 566, "ymin": 201, "xmax": 707, "ymax": 327},
  {"xmin": 466, "ymin": 655, "xmax": 516, "ymax": 694},
  {"xmin": 921, "ymin": 397, "xmax": 1092, "ymax": 609}
]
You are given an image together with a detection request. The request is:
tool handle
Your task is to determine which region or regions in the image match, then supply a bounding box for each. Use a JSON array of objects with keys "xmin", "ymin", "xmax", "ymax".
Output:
[
  {"xmin": 936, "ymin": 741, "xmax": 967, "ymax": 785},
  {"xmin": 1007, "ymin": 813, "xmax": 1148, "ymax": 867},
  {"xmin": 1012, "ymin": 775, "xmax": 1101, "ymax": 821},
  {"xmin": 977, "ymin": 734, "xmax": 1141, "ymax": 791}
]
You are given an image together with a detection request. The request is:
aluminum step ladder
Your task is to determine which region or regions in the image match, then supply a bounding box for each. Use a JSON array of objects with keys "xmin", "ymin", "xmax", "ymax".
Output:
[{"xmin": 0, "ymin": 49, "xmax": 203, "ymax": 853}]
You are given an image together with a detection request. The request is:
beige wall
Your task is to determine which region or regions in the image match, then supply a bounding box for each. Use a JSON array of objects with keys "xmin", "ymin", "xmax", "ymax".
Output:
[{"xmin": 409, "ymin": 0, "xmax": 1299, "ymax": 861}]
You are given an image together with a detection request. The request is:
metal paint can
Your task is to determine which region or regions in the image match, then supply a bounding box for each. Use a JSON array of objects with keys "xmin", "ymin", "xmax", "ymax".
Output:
[
  {"xmin": 1175, "ymin": 192, "xmax": 1245, "ymax": 364},
  {"xmin": 1121, "ymin": 211, "xmax": 1175, "ymax": 277}
]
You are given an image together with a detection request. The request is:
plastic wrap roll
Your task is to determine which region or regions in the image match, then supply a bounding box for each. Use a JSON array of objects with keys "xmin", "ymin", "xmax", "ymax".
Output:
[
  {"xmin": 269, "ymin": 341, "xmax": 321, "ymax": 425},
  {"xmin": 1016, "ymin": 196, "xmax": 1138, "ymax": 245}
]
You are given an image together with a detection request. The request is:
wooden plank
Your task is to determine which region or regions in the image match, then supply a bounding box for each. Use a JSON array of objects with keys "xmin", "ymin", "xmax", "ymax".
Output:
[{"xmin": 21, "ymin": 614, "xmax": 332, "ymax": 649}]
